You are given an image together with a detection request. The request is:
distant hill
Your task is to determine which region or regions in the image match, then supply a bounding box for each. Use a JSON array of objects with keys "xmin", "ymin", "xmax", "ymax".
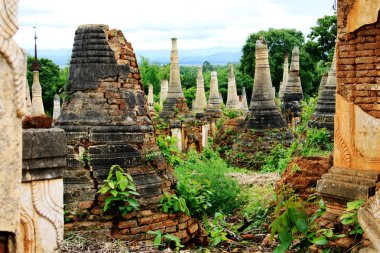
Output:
[{"xmin": 26, "ymin": 46, "xmax": 242, "ymax": 67}]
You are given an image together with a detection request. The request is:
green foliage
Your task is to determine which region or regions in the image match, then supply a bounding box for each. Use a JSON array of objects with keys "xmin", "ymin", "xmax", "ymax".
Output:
[
  {"xmin": 223, "ymin": 109, "xmax": 243, "ymax": 119},
  {"xmin": 27, "ymin": 56, "xmax": 67, "ymax": 115},
  {"xmin": 261, "ymin": 142, "xmax": 298, "ymax": 173},
  {"xmin": 156, "ymin": 135, "xmax": 183, "ymax": 165},
  {"xmin": 340, "ymin": 200, "xmax": 364, "ymax": 236},
  {"xmin": 159, "ymin": 192, "xmax": 190, "ymax": 215},
  {"xmin": 147, "ymin": 230, "xmax": 184, "ymax": 251},
  {"xmin": 301, "ymin": 128, "xmax": 333, "ymax": 156},
  {"xmin": 203, "ymin": 212, "xmax": 229, "ymax": 246},
  {"xmin": 175, "ymin": 147, "xmax": 244, "ymax": 215},
  {"xmin": 98, "ymin": 165, "xmax": 140, "ymax": 215}
]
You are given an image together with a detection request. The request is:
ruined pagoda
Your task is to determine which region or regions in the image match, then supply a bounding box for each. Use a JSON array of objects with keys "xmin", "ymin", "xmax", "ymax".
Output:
[
  {"xmin": 205, "ymin": 71, "xmax": 223, "ymax": 116},
  {"xmin": 245, "ymin": 37, "xmax": 287, "ymax": 130},
  {"xmin": 159, "ymin": 38, "xmax": 189, "ymax": 119},
  {"xmin": 282, "ymin": 46, "xmax": 303, "ymax": 125},
  {"xmin": 309, "ymin": 53, "xmax": 336, "ymax": 135},
  {"xmin": 159, "ymin": 79, "xmax": 168, "ymax": 107},
  {"xmin": 279, "ymin": 54, "xmax": 289, "ymax": 101},
  {"xmin": 240, "ymin": 87, "xmax": 249, "ymax": 114},
  {"xmin": 148, "ymin": 84, "xmax": 154, "ymax": 112},
  {"xmin": 193, "ymin": 66, "xmax": 207, "ymax": 113},
  {"xmin": 31, "ymin": 26, "xmax": 45, "ymax": 116},
  {"xmin": 226, "ymin": 64, "xmax": 240, "ymax": 110}
]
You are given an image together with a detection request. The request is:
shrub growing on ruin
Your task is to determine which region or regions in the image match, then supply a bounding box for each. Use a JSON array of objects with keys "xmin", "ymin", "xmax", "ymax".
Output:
[{"xmin": 98, "ymin": 165, "xmax": 140, "ymax": 215}]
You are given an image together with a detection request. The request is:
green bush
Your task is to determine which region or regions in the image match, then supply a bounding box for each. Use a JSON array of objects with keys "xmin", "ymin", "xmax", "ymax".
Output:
[
  {"xmin": 175, "ymin": 147, "xmax": 244, "ymax": 215},
  {"xmin": 261, "ymin": 142, "xmax": 298, "ymax": 173},
  {"xmin": 223, "ymin": 109, "xmax": 243, "ymax": 119},
  {"xmin": 159, "ymin": 192, "xmax": 190, "ymax": 215},
  {"xmin": 301, "ymin": 127, "xmax": 333, "ymax": 156}
]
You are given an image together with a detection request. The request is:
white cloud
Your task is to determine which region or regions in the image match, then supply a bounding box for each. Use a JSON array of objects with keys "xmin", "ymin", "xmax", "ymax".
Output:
[{"xmin": 14, "ymin": 0, "xmax": 334, "ymax": 50}]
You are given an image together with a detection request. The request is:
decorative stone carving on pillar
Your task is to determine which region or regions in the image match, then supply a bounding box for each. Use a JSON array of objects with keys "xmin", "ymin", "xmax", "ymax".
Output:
[
  {"xmin": 52, "ymin": 94, "xmax": 61, "ymax": 124},
  {"xmin": 148, "ymin": 84, "xmax": 154, "ymax": 112},
  {"xmin": 245, "ymin": 37, "xmax": 287, "ymax": 130},
  {"xmin": 159, "ymin": 38, "xmax": 189, "ymax": 119},
  {"xmin": 205, "ymin": 71, "xmax": 222, "ymax": 116},
  {"xmin": 20, "ymin": 128, "xmax": 66, "ymax": 253},
  {"xmin": 279, "ymin": 54, "xmax": 289, "ymax": 101},
  {"xmin": 309, "ymin": 52, "xmax": 336, "ymax": 136},
  {"xmin": 159, "ymin": 79, "xmax": 168, "ymax": 107},
  {"xmin": 282, "ymin": 46, "xmax": 303, "ymax": 126},
  {"xmin": 317, "ymin": 1, "xmax": 380, "ymax": 214},
  {"xmin": 193, "ymin": 66, "xmax": 207, "ymax": 113},
  {"xmin": 226, "ymin": 64, "xmax": 240, "ymax": 110},
  {"xmin": 240, "ymin": 87, "xmax": 249, "ymax": 114},
  {"xmin": 0, "ymin": 0, "xmax": 27, "ymax": 251}
]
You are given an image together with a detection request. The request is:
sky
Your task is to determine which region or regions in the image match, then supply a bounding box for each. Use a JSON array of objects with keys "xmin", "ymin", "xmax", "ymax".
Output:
[{"xmin": 14, "ymin": 0, "xmax": 336, "ymax": 51}]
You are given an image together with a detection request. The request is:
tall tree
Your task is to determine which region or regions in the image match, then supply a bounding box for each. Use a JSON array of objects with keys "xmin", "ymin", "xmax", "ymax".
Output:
[{"xmin": 27, "ymin": 56, "xmax": 67, "ymax": 115}]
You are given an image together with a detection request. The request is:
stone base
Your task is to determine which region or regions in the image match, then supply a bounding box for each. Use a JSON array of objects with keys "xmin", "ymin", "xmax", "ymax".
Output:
[{"xmin": 317, "ymin": 167, "xmax": 380, "ymax": 213}]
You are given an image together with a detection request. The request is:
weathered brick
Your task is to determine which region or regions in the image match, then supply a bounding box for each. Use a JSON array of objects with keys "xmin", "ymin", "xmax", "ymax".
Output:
[
  {"xmin": 339, "ymin": 51, "xmax": 357, "ymax": 58},
  {"xmin": 356, "ymin": 70, "xmax": 379, "ymax": 77},
  {"xmin": 357, "ymin": 64, "xmax": 375, "ymax": 70},
  {"xmin": 78, "ymin": 201, "xmax": 94, "ymax": 209},
  {"xmin": 356, "ymin": 56, "xmax": 374, "ymax": 64},
  {"xmin": 168, "ymin": 214, "xmax": 177, "ymax": 219},
  {"xmin": 338, "ymin": 70, "xmax": 355, "ymax": 78},
  {"xmin": 130, "ymin": 225, "xmax": 151, "ymax": 235},
  {"xmin": 122, "ymin": 211, "xmax": 137, "ymax": 220},
  {"xmin": 339, "ymin": 58, "xmax": 356, "ymax": 65},
  {"xmin": 354, "ymin": 97, "xmax": 377, "ymax": 104},
  {"xmin": 173, "ymin": 230, "xmax": 188, "ymax": 239},
  {"xmin": 152, "ymin": 213, "xmax": 169, "ymax": 223},
  {"xmin": 165, "ymin": 226, "xmax": 177, "ymax": 233},
  {"xmin": 119, "ymin": 229, "xmax": 130, "ymax": 235},
  {"xmin": 118, "ymin": 220, "xmax": 138, "ymax": 229},
  {"xmin": 164, "ymin": 220, "xmax": 178, "ymax": 227},
  {"xmin": 368, "ymin": 110, "xmax": 380, "ymax": 118},
  {"xmin": 150, "ymin": 222, "xmax": 165, "ymax": 230},
  {"xmin": 339, "ymin": 44, "xmax": 356, "ymax": 52},
  {"xmin": 338, "ymin": 77, "xmax": 358, "ymax": 84},
  {"xmin": 178, "ymin": 222, "xmax": 188, "ymax": 230},
  {"xmin": 357, "ymin": 77, "xmax": 375, "ymax": 83},
  {"xmin": 178, "ymin": 215, "xmax": 191, "ymax": 224},
  {"xmin": 356, "ymin": 50, "xmax": 375, "ymax": 57},
  {"xmin": 138, "ymin": 216, "xmax": 153, "ymax": 225},
  {"xmin": 187, "ymin": 223, "xmax": 199, "ymax": 234},
  {"xmin": 137, "ymin": 210, "xmax": 154, "ymax": 217},
  {"xmin": 338, "ymin": 64, "xmax": 355, "ymax": 71},
  {"xmin": 90, "ymin": 208, "xmax": 104, "ymax": 215},
  {"xmin": 357, "ymin": 29, "xmax": 379, "ymax": 36}
]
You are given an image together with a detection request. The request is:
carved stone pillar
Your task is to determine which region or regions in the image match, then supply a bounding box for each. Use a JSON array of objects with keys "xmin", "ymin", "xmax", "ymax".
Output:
[{"xmin": 0, "ymin": 0, "xmax": 26, "ymax": 251}]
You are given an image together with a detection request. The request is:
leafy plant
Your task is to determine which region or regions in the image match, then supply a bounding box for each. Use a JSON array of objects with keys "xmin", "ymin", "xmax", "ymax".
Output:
[
  {"xmin": 156, "ymin": 135, "xmax": 183, "ymax": 165},
  {"xmin": 98, "ymin": 165, "xmax": 140, "ymax": 215},
  {"xmin": 147, "ymin": 230, "xmax": 184, "ymax": 251},
  {"xmin": 339, "ymin": 199, "xmax": 364, "ymax": 236},
  {"xmin": 159, "ymin": 192, "xmax": 190, "ymax": 215},
  {"xmin": 301, "ymin": 127, "xmax": 333, "ymax": 156},
  {"xmin": 224, "ymin": 109, "xmax": 243, "ymax": 119},
  {"xmin": 203, "ymin": 212, "xmax": 229, "ymax": 246}
]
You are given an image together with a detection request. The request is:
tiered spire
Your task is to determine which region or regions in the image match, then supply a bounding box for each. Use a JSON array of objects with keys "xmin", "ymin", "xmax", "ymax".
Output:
[
  {"xmin": 205, "ymin": 71, "xmax": 222, "ymax": 115},
  {"xmin": 245, "ymin": 37, "xmax": 286, "ymax": 130},
  {"xmin": 52, "ymin": 94, "xmax": 61, "ymax": 122},
  {"xmin": 193, "ymin": 66, "xmax": 207, "ymax": 113},
  {"xmin": 159, "ymin": 79, "xmax": 168, "ymax": 107},
  {"xmin": 226, "ymin": 64, "xmax": 240, "ymax": 110},
  {"xmin": 240, "ymin": 87, "xmax": 249, "ymax": 114},
  {"xmin": 31, "ymin": 25, "xmax": 45, "ymax": 115},
  {"xmin": 148, "ymin": 84, "xmax": 154, "ymax": 112},
  {"xmin": 309, "ymin": 52, "xmax": 336, "ymax": 135},
  {"xmin": 159, "ymin": 38, "xmax": 188, "ymax": 119},
  {"xmin": 279, "ymin": 54, "xmax": 289, "ymax": 101},
  {"xmin": 282, "ymin": 46, "xmax": 303, "ymax": 122}
]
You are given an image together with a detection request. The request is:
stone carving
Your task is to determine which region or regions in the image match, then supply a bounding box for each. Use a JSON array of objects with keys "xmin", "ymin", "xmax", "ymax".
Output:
[
  {"xmin": 334, "ymin": 119, "xmax": 352, "ymax": 168},
  {"xmin": 147, "ymin": 84, "xmax": 154, "ymax": 112},
  {"xmin": 245, "ymin": 37, "xmax": 286, "ymax": 130},
  {"xmin": 226, "ymin": 64, "xmax": 240, "ymax": 110},
  {"xmin": 159, "ymin": 79, "xmax": 168, "ymax": 107},
  {"xmin": 205, "ymin": 71, "xmax": 222, "ymax": 116},
  {"xmin": 358, "ymin": 190, "xmax": 380, "ymax": 252},
  {"xmin": 282, "ymin": 46, "xmax": 303, "ymax": 125},
  {"xmin": 193, "ymin": 66, "xmax": 207, "ymax": 113},
  {"xmin": 0, "ymin": 1, "xmax": 26, "ymax": 249}
]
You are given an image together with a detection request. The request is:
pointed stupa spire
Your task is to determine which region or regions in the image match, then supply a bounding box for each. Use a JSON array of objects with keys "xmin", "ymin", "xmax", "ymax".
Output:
[
  {"xmin": 193, "ymin": 66, "xmax": 207, "ymax": 113},
  {"xmin": 205, "ymin": 71, "xmax": 222, "ymax": 115},
  {"xmin": 282, "ymin": 46, "xmax": 303, "ymax": 122},
  {"xmin": 159, "ymin": 79, "xmax": 168, "ymax": 107},
  {"xmin": 240, "ymin": 87, "xmax": 249, "ymax": 114},
  {"xmin": 309, "ymin": 51, "xmax": 336, "ymax": 135},
  {"xmin": 226, "ymin": 64, "xmax": 240, "ymax": 110},
  {"xmin": 279, "ymin": 54, "xmax": 289, "ymax": 101},
  {"xmin": 52, "ymin": 93, "xmax": 61, "ymax": 122},
  {"xmin": 159, "ymin": 38, "xmax": 189, "ymax": 119},
  {"xmin": 24, "ymin": 77, "xmax": 32, "ymax": 116},
  {"xmin": 148, "ymin": 84, "xmax": 154, "ymax": 112},
  {"xmin": 245, "ymin": 37, "xmax": 286, "ymax": 130},
  {"xmin": 30, "ymin": 26, "xmax": 45, "ymax": 115}
]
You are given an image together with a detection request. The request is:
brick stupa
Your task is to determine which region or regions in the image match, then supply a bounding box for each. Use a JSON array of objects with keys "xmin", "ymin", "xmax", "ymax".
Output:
[
  {"xmin": 245, "ymin": 37, "xmax": 287, "ymax": 130},
  {"xmin": 205, "ymin": 71, "xmax": 223, "ymax": 116},
  {"xmin": 193, "ymin": 66, "xmax": 207, "ymax": 113},
  {"xmin": 282, "ymin": 46, "xmax": 304, "ymax": 123},
  {"xmin": 226, "ymin": 64, "xmax": 240, "ymax": 110},
  {"xmin": 309, "ymin": 53, "xmax": 336, "ymax": 135},
  {"xmin": 159, "ymin": 38, "xmax": 189, "ymax": 119},
  {"xmin": 279, "ymin": 54, "xmax": 289, "ymax": 101}
]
